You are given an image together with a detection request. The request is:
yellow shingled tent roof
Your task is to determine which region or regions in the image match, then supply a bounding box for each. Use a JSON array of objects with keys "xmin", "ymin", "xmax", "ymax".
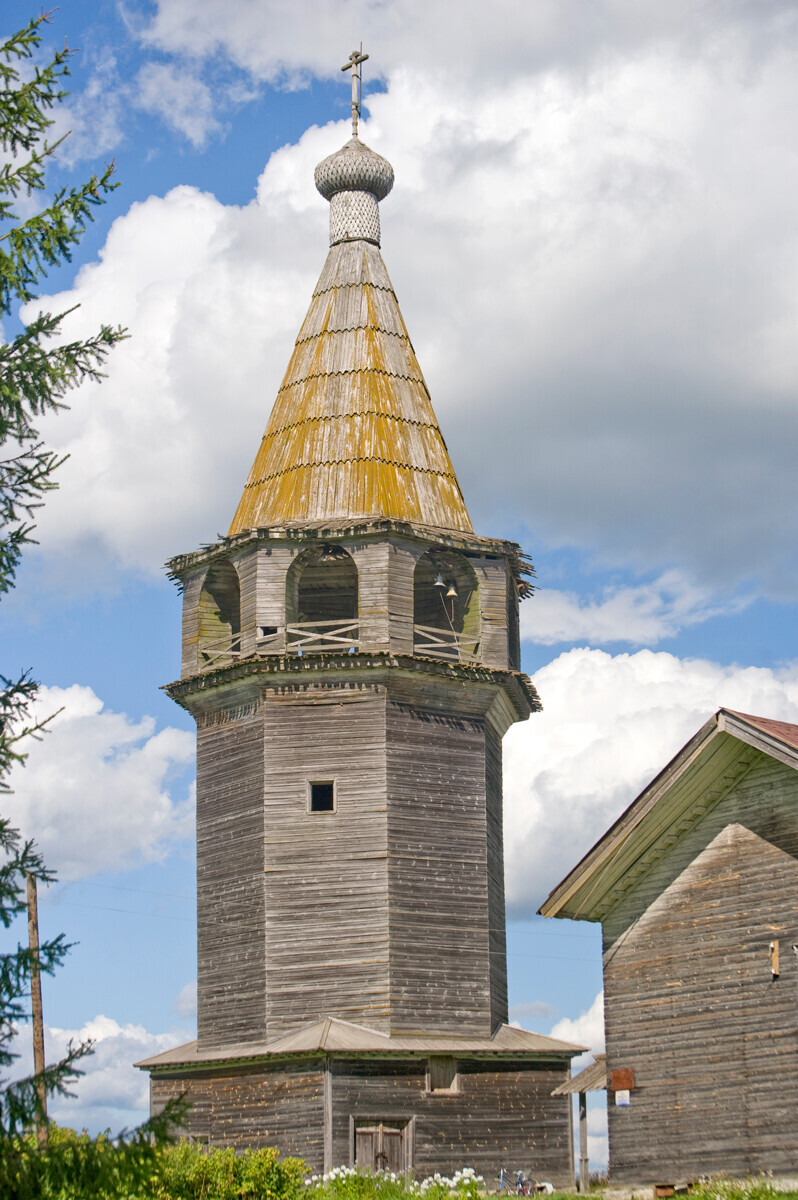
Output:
[{"xmin": 228, "ymin": 238, "xmax": 472, "ymax": 535}]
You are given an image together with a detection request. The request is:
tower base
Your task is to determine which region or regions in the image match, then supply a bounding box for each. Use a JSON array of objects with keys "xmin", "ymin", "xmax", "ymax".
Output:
[{"xmin": 138, "ymin": 1019, "xmax": 577, "ymax": 1183}]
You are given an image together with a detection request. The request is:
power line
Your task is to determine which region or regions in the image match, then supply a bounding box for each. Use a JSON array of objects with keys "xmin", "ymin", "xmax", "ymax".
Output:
[
  {"xmin": 48, "ymin": 899, "xmax": 193, "ymax": 923},
  {"xmin": 49, "ymin": 881, "xmax": 194, "ymax": 901}
]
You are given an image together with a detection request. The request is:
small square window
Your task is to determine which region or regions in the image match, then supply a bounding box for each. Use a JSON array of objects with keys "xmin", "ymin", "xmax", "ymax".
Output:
[
  {"xmin": 427, "ymin": 1056, "xmax": 458, "ymax": 1093},
  {"xmin": 309, "ymin": 781, "xmax": 335, "ymax": 813}
]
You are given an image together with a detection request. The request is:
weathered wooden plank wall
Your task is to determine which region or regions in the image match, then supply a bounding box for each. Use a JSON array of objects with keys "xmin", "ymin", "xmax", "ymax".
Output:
[
  {"xmin": 151, "ymin": 1055, "xmax": 573, "ymax": 1182},
  {"xmin": 603, "ymin": 753, "xmax": 798, "ymax": 1181},
  {"xmin": 330, "ymin": 1057, "xmax": 574, "ymax": 1183},
  {"xmin": 485, "ymin": 722, "xmax": 508, "ymax": 1031},
  {"xmin": 150, "ymin": 1061, "xmax": 325, "ymax": 1159},
  {"xmin": 196, "ymin": 705, "xmax": 267, "ymax": 1051},
  {"xmin": 262, "ymin": 685, "xmax": 391, "ymax": 1037},
  {"xmin": 386, "ymin": 699, "xmax": 497, "ymax": 1035},
  {"xmin": 470, "ymin": 557, "xmax": 511, "ymax": 670},
  {"xmin": 180, "ymin": 569, "xmax": 206, "ymax": 677}
]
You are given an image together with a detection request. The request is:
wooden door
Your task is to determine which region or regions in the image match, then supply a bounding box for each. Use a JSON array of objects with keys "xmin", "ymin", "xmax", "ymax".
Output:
[
  {"xmin": 355, "ymin": 1126, "xmax": 378, "ymax": 1169},
  {"xmin": 381, "ymin": 1126, "xmax": 402, "ymax": 1172},
  {"xmin": 355, "ymin": 1122, "xmax": 404, "ymax": 1171}
]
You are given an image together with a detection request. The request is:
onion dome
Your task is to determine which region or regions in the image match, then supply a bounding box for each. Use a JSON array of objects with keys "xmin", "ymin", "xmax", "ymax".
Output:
[{"xmin": 314, "ymin": 136, "xmax": 394, "ymax": 248}]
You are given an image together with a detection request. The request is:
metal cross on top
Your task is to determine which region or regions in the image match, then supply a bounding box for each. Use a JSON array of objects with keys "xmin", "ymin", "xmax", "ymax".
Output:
[{"xmin": 341, "ymin": 46, "xmax": 369, "ymax": 137}]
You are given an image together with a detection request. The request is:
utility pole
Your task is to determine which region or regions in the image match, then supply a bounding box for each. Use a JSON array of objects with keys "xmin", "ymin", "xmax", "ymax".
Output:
[
  {"xmin": 578, "ymin": 1090, "xmax": 589, "ymax": 1192},
  {"xmin": 26, "ymin": 872, "xmax": 48, "ymax": 1147}
]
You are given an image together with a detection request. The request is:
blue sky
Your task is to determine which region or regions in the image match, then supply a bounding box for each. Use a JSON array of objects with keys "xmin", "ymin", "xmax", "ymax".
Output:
[{"xmin": 3, "ymin": 0, "xmax": 798, "ymax": 1165}]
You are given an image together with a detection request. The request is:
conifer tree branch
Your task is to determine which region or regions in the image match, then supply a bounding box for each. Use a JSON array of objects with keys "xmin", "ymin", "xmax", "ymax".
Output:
[{"xmin": 0, "ymin": 12, "xmax": 133, "ymax": 1146}]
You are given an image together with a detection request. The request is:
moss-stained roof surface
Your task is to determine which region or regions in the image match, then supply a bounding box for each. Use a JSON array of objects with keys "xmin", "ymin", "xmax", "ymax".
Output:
[{"xmin": 229, "ymin": 239, "xmax": 473, "ymax": 534}]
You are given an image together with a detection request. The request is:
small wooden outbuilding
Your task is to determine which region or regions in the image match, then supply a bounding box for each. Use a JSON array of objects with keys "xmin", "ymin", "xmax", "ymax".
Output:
[{"xmin": 541, "ymin": 709, "xmax": 798, "ymax": 1183}]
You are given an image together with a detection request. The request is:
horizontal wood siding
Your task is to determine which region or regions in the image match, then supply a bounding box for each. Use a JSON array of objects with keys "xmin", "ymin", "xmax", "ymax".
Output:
[
  {"xmin": 196, "ymin": 707, "xmax": 266, "ymax": 1052},
  {"xmin": 257, "ymin": 544, "xmax": 294, "ymax": 650},
  {"xmin": 151, "ymin": 1061, "xmax": 325, "ymax": 1163},
  {"xmin": 386, "ymin": 698, "xmax": 495, "ymax": 1035},
  {"xmin": 330, "ymin": 1056, "xmax": 573, "ymax": 1183},
  {"xmin": 472, "ymin": 557, "xmax": 510, "ymax": 670},
  {"xmin": 506, "ymin": 563, "xmax": 521, "ymax": 671},
  {"xmin": 234, "ymin": 547, "xmax": 258, "ymax": 658},
  {"xmin": 350, "ymin": 540, "xmax": 392, "ymax": 648},
  {"xmin": 262, "ymin": 685, "xmax": 391, "ymax": 1036},
  {"xmin": 387, "ymin": 538, "xmax": 421, "ymax": 655},
  {"xmin": 180, "ymin": 570, "xmax": 205, "ymax": 677},
  {"xmin": 485, "ymin": 722, "xmax": 508, "ymax": 1030},
  {"xmin": 603, "ymin": 754, "xmax": 798, "ymax": 1182}
]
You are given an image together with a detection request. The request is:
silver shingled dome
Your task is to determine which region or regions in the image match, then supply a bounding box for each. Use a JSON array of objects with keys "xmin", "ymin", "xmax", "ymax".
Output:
[{"xmin": 314, "ymin": 136, "xmax": 394, "ymax": 202}]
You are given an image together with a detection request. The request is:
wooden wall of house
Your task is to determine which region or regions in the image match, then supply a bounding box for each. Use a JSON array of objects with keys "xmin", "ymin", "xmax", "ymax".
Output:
[
  {"xmin": 602, "ymin": 752, "xmax": 798, "ymax": 1182},
  {"xmin": 385, "ymin": 698, "xmax": 497, "ymax": 1035},
  {"xmin": 329, "ymin": 1056, "xmax": 574, "ymax": 1184},
  {"xmin": 150, "ymin": 1060, "xmax": 325, "ymax": 1161},
  {"xmin": 196, "ymin": 704, "xmax": 267, "ymax": 1052}
]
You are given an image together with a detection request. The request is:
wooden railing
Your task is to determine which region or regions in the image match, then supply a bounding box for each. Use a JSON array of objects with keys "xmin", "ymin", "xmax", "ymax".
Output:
[
  {"xmin": 286, "ymin": 619, "xmax": 360, "ymax": 654},
  {"xmin": 413, "ymin": 623, "xmax": 480, "ymax": 664},
  {"xmin": 200, "ymin": 632, "xmax": 241, "ymax": 668}
]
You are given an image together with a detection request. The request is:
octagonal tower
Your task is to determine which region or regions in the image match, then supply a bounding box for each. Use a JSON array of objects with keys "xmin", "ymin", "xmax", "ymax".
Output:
[{"xmin": 139, "ymin": 100, "xmax": 580, "ymax": 1182}]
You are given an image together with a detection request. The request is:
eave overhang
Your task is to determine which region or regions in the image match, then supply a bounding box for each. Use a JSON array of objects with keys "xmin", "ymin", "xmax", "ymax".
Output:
[
  {"xmin": 164, "ymin": 649, "xmax": 541, "ymax": 727},
  {"xmin": 539, "ymin": 708, "xmax": 798, "ymax": 924},
  {"xmin": 135, "ymin": 1019, "xmax": 584, "ymax": 1074},
  {"xmin": 166, "ymin": 517, "xmax": 535, "ymax": 600}
]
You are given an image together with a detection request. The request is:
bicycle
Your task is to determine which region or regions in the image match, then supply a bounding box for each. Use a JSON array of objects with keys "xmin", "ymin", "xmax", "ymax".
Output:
[{"xmin": 498, "ymin": 1169, "xmax": 533, "ymax": 1195}]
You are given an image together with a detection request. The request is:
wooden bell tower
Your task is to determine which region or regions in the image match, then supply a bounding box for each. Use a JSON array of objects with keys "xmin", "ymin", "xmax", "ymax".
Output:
[{"xmin": 138, "ymin": 64, "xmax": 581, "ymax": 1180}]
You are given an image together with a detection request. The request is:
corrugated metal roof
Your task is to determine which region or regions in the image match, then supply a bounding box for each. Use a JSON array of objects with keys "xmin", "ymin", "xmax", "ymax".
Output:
[
  {"xmin": 552, "ymin": 1054, "xmax": 607, "ymax": 1095},
  {"xmin": 135, "ymin": 1018, "xmax": 584, "ymax": 1071},
  {"xmin": 229, "ymin": 240, "xmax": 473, "ymax": 535}
]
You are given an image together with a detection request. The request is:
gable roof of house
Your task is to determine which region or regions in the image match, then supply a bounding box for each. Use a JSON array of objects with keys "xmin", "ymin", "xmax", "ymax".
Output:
[{"xmin": 539, "ymin": 708, "xmax": 798, "ymax": 923}]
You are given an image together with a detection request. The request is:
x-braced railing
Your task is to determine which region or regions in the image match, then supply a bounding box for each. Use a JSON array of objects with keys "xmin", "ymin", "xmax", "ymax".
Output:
[
  {"xmin": 286, "ymin": 619, "xmax": 360, "ymax": 654},
  {"xmin": 413, "ymin": 623, "xmax": 480, "ymax": 664},
  {"xmin": 200, "ymin": 632, "xmax": 241, "ymax": 667}
]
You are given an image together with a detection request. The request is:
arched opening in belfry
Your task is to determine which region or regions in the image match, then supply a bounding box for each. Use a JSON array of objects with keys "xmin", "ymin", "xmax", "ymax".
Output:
[
  {"xmin": 413, "ymin": 549, "xmax": 480, "ymax": 663},
  {"xmin": 198, "ymin": 559, "xmax": 241, "ymax": 669},
  {"xmin": 285, "ymin": 544, "xmax": 359, "ymax": 652}
]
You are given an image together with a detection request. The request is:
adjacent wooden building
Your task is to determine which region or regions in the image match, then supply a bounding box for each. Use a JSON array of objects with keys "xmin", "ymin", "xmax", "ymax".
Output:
[
  {"xmin": 541, "ymin": 708, "xmax": 798, "ymax": 1183},
  {"xmin": 137, "ymin": 108, "xmax": 581, "ymax": 1180}
]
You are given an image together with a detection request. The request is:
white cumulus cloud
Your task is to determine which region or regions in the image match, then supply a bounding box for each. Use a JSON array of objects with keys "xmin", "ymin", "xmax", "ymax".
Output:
[
  {"xmin": 522, "ymin": 570, "xmax": 749, "ymax": 646},
  {"xmin": 135, "ymin": 62, "xmax": 220, "ymax": 147},
  {"xmin": 22, "ymin": 30, "xmax": 798, "ymax": 602},
  {"xmin": 26, "ymin": 175, "xmax": 319, "ymax": 573},
  {"xmin": 5, "ymin": 685, "xmax": 194, "ymax": 880},
  {"xmin": 9, "ymin": 1014, "xmax": 186, "ymax": 1135},
  {"xmin": 139, "ymin": 0, "xmax": 798, "ymax": 90},
  {"xmin": 550, "ymin": 991, "xmax": 605, "ymax": 1068},
  {"xmin": 503, "ymin": 648, "xmax": 798, "ymax": 912},
  {"xmin": 173, "ymin": 980, "xmax": 197, "ymax": 1020}
]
